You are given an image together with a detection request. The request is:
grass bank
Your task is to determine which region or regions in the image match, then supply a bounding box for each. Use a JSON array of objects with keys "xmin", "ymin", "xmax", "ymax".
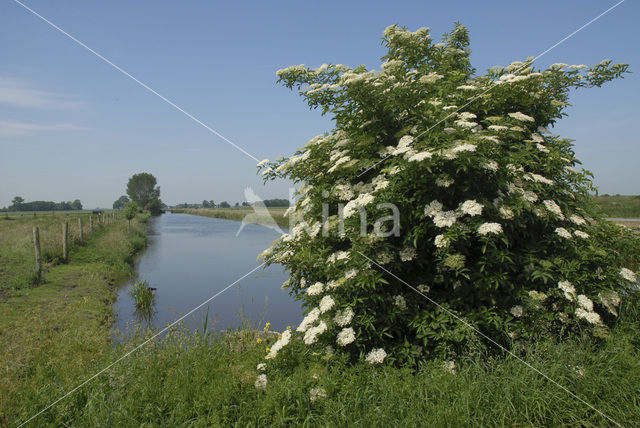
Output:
[
  {"xmin": 172, "ymin": 207, "xmax": 289, "ymax": 228},
  {"xmin": 593, "ymin": 195, "xmax": 640, "ymax": 218},
  {"xmin": 0, "ymin": 216, "xmax": 146, "ymax": 426},
  {"xmin": 9, "ymin": 294, "xmax": 640, "ymax": 426}
]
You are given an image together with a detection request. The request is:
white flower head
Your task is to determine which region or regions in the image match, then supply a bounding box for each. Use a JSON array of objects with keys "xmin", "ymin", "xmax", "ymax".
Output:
[
  {"xmin": 309, "ymin": 388, "xmax": 327, "ymax": 403},
  {"xmin": 459, "ymin": 200, "xmax": 483, "ymax": 216},
  {"xmin": 265, "ymin": 330, "xmax": 292, "ymax": 360},
  {"xmin": 558, "ymin": 280, "xmax": 575, "ymax": 301},
  {"xmin": 303, "ymin": 321, "xmax": 328, "ymax": 345},
  {"xmin": 435, "ymin": 175, "xmax": 454, "ymax": 188},
  {"xmin": 408, "ymin": 151, "xmax": 433, "ymax": 162},
  {"xmin": 555, "ymin": 227, "xmax": 572, "ymax": 239},
  {"xmin": 434, "ymin": 234, "xmax": 450, "ymax": 248},
  {"xmin": 297, "ymin": 308, "xmax": 321, "ymax": 332},
  {"xmin": 508, "ymin": 112, "xmax": 535, "ymax": 122},
  {"xmin": 417, "ymin": 284, "xmax": 430, "ymax": 293},
  {"xmin": 477, "ymin": 222, "xmax": 503, "ymax": 236},
  {"xmin": 522, "ymin": 191, "xmax": 538, "ymax": 203},
  {"xmin": 577, "ymin": 294, "xmax": 594, "ymax": 312},
  {"xmin": 255, "ymin": 374, "xmax": 267, "ymax": 390},
  {"xmin": 257, "ymin": 158, "xmax": 270, "ymax": 167},
  {"xmin": 306, "ymin": 282, "xmax": 324, "ymax": 296},
  {"xmin": 543, "ymin": 200, "xmax": 564, "ymax": 219},
  {"xmin": 499, "ymin": 207, "xmax": 514, "ymax": 220},
  {"xmin": 319, "ymin": 295, "xmax": 335, "ymax": 313},
  {"xmin": 424, "ymin": 200, "xmax": 443, "ymax": 217},
  {"xmin": 394, "ymin": 295, "xmax": 407, "ymax": 310},
  {"xmin": 434, "ymin": 211, "xmax": 458, "ymax": 228},
  {"xmin": 574, "ymin": 230, "xmax": 589, "ymax": 239},
  {"xmin": 400, "ymin": 247, "xmax": 417, "ymax": 262},
  {"xmin": 536, "ymin": 143, "xmax": 550, "ymax": 153},
  {"xmin": 336, "ymin": 327, "xmax": 356, "ymax": 346},
  {"xmin": 483, "ymin": 160, "xmax": 499, "ymax": 172},
  {"xmin": 257, "ymin": 363, "xmax": 266, "ymax": 371},
  {"xmin": 575, "ymin": 307, "xmax": 601, "ymax": 325},
  {"xmin": 510, "ymin": 305, "xmax": 523, "ymax": 317},
  {"xmin": 334, "ymin": 307, "xmax": 354, "ymax": 326},
  {"xmin": 620, "ymin": 268, "xmax": 637, "ymax": 283},
  {"xmin": 365, "ymin": 348, "xmax": 387, "ymax": 364},
  {"xmin": 569, "ymin": 215, "xmax": 586, "ymax": 226}
]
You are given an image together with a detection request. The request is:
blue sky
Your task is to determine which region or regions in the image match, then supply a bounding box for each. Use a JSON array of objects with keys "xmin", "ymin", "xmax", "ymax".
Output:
[{"xmin": 1, "ymin": 0, "xmax": 638, "ymax": 208}]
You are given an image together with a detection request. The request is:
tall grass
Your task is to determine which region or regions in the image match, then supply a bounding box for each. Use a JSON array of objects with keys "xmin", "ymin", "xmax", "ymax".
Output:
[
  {"xmin": 17, "ymin": 291, "xmax": 638, "ymax": 427},
  {"xmin": 129, "ymin": 280, "xmax": 155, "ymax": 314}
]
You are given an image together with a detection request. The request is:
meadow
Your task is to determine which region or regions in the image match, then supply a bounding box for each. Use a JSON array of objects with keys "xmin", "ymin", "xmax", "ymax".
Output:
[
  {"xmin": 592, "ymin": 195, "xmax": 640, "ymax": 218},
  {"xmin": 171, "ymin": 207, "xmax": 289, "ymax": 228},
  {"xmin": 0, "ymin": 214, "xmax": 146, "ymax": 426},
  {"xmin": 2, "ymin": 207, "xmax": 640, "ymax": 426}
]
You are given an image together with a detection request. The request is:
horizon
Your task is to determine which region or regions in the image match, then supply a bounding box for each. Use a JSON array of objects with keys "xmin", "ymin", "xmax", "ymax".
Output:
[{"xmin": 2, "ymin": 0, "xmax": 639, "ymax": 208}]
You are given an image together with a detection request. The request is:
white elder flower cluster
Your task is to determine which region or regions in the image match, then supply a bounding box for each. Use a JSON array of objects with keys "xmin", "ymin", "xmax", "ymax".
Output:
[
  {"xmin": 508, "ymin": 112, "xmax": 535, "ymax": 122},
  {"xmin": 399, "ymin": 247, "xmax": 417, "ymax": 261},
  {"xmin": 265, "ymin": 330, "xmax": 292, "ymax": 359},
  {"xmin": 254, "ymin": 374, "xmax": 267, "ymax": 391},
  {"xmin": 336, "ymin": 327, "xmax": 356, "ymax": 346},
  {"xmin": 459, "ymin": 200, "xmax": 483, "ymax": 216},
  {"xmin": 334, "ymin": 307, "xmax": 354, "ymax": 326},
  {"xmin": 306, "ymin": 282, "xmax": 324, "ymax": 296},
  {"xmin": 424, "ymin": 200, "xmax": 459, "ymax": 228},
  {"xmin": 365, "ymin": 348, "xmax": 387, "ymax": 364},
  {"xmin": 343, "ymin": 193, "xmax": 376, "ymax": 218},
  {"xmin": 543, "ymin": 200, "xmax": 564, "ymax": 219},
  {"xmin": 477, "ymin": 222, "xmax": 503, "ymax": 236},
  {"xmin": 558, "ymin": 280, "xmax": 576, "ymax": 301},
  {"xmin": 620, "ymin": 268, "xmax": 637, "ymax": 283}
]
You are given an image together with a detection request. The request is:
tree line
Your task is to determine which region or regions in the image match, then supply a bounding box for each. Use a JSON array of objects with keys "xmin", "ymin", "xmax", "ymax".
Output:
[{"xmin": 4, "ymin": 196, "xmax": 82, "ymax": 212}]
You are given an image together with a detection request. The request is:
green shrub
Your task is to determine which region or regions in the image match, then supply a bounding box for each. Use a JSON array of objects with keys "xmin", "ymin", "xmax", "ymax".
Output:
[{"xmin": 258, "ymin": 23, "xmax": 640, "ymax": 365}]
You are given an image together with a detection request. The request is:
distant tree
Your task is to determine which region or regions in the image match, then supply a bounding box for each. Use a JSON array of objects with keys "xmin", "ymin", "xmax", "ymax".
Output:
[
  {"xmin": 234, "ymin": 202, "xmax": 240, "ymax": 207},
  {"xmin": 202, "ymin": 200, "xmax": 210, "ymax": 208},
  {"xmin": 146, "ymin": 198, "xmax": 163, "ymax": 216},
  {"xmin": 219, "ymin": 201, "xmax": 230, "ymax": 208},
  {"xmin": 11, "ymin": 196, "xmax": 24, "ymax": 211},
  {"xmin": 209, "ymin": 200, "xmax": 215, "ymax": 208},
  {"xmin": 113, "ymin": 195, "xmax": 130, "ymax": 210},
  {"xmin": 71, "ymin": 199, "xmax": 83, "ymax": 210},
  {"xmin": 123, "ymin": 201, "xmax": 139, "ymax": 230},
  {"xmin": 263, "ymin": 198, "xmax": 290, "ymax": 207},
  {"xmin": 126, "ymin": 173, "xmax": 160, "ymax": 209},
  {"xmin": 242, "ymin": 202, "xmax": 250, "ymax": 207}
]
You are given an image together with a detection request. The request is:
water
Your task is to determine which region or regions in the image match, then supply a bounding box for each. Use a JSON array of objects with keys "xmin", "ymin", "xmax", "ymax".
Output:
[{"xmin": 113, "ymin": 213, "xmax": 302, "ymax": 336}]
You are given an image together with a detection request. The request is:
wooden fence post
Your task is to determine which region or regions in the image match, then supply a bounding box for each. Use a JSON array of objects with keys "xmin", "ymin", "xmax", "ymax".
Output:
[
  {"xmin": 89, "ymin": 215, "xmax": 93, "ymax": 233},
  {"xmin": 78, "ymin": 217, "xmax": 83, "ymax": 240},
  {"xmin": 33, "ymin": 226, "xmax": 42, "ymax": 284},
  {"xmin": 62, "ymin": 221, "xmax": 69, "ymax": 262}
]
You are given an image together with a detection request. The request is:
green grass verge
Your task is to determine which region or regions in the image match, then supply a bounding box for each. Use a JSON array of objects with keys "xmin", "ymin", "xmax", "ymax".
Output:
[
  {"xmin": 172, "ymin": 207, "xmax": 289, "ymax": 228},
  {"xmin": 592, "ymin": 195, "xmax": 640, "ymax": 218},
  {"xmin": 0, "ymin": 218, "xmax": 146, "ymax": 426}
]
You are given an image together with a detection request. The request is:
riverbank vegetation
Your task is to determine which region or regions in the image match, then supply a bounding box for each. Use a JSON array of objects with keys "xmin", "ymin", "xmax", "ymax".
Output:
[
  {"xmin": 4, "ymin": 294, "xmax": 640, "ymax": 426},
  {"xmin": 172, "ymin": 207, "xmax": 289, "ymax": 228},
  {"xmin": 593, "ymin": 194, "xmax": 640, "ymax": 218},
  {"xmin": 0, "ymin": 215, "xmax": 146, "ymax": 426}
]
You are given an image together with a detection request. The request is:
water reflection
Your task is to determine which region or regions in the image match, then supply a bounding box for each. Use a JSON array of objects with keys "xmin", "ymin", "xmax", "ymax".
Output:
[{"xmin": 113, "ymin": 213, "xmax": 302, "ymax": 337}]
